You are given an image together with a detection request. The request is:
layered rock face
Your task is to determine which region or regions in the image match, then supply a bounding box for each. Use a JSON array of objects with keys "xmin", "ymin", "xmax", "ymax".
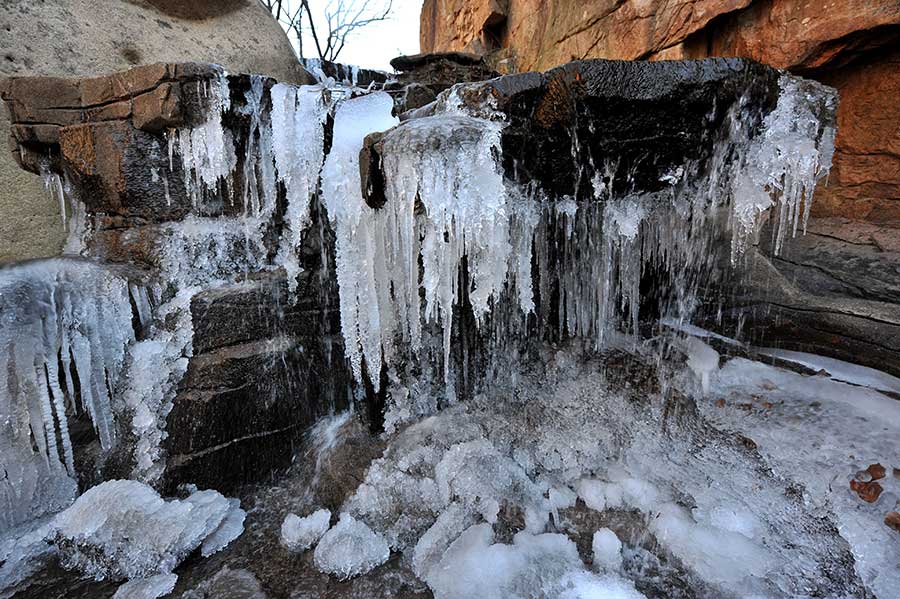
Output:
[{"xmin": 0, "ymin": 0, "xmax": 307, "ymax": 264}]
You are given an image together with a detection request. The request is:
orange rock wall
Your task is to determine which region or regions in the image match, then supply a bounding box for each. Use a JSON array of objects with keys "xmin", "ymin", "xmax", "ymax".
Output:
[{"xmin": 420, "ymin": 0, "xmax": 900, "ymax": 223}]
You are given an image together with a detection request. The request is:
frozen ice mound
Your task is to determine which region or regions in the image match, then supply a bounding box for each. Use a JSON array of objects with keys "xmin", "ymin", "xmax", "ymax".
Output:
[
  {"xmin": 313, "ymin": 513, "xmax": 391, "ymax": 579},
  {"xmin": 280, "ymin": 509, "xmax": 331, "ymax": 552},
  {"xmin": 51, "ymin": 480, "xmax": 245, "ymax": 581},
  {"xmin": 425, "ymin": 523, "xmax": 645, "ymax": 599}
]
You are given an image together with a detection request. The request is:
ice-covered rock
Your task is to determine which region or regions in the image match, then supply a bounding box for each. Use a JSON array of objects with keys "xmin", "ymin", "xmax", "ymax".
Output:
[
  {"xmin": 280, "ymin": 509, "xmax": 331, "ymax": 552},
  {"xmin": 182, "ymin": 566, "xmax": 266, "ymax": 599},
  {"xmin": 313, "ymin": 513, "xmax": 390, "ymax": 579},
  {"xmin": 591, "ymin": 529, "xmax": 622, "ymax": 571},
  {"xmin": 111, "ymin": 573, "xmax": 178, "ymax": 599},
  {"xmin": 51, "ymin": 480, "xmax": 244, "ymax": 581}
]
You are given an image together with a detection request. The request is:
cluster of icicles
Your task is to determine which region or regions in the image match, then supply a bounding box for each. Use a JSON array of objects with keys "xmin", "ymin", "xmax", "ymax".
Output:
[{"xmin": 0, "ymin": 68, "xmax": 834, "ymax": 532}]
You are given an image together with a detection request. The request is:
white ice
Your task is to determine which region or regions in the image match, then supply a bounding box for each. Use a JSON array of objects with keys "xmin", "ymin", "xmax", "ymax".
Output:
[
  {"xmin": 313, "ymin": 513, "xmax": 391, "ymax": 579},
  {"xmin": 111, "ymin": 573, "xmax": 178, "ymax": 599},
  {"xmin": 51, "ymin": 480, "xmax": 244, "ymax": 581},
  {"xmin": 281, "ymin": 509, "xmax": 331, "ymax": 552}
]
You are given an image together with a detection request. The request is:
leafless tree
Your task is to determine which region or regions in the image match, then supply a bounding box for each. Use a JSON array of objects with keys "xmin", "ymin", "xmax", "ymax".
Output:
[{"xmin": 260, "ymin": 0, "xmax": 393, "ymax": 62}]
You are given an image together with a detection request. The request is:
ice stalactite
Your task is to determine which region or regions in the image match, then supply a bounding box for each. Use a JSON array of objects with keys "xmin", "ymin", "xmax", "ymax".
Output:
[
  {"xmin": 0, "ymin": 260, "xmax": 142, "ymax": 532},
  {"xmin": 320, "ymin": 91, "xmax": 399, "ymax": 389},
  {"xmin": 380, "ymin": 115, "xmax": 513, "ymax": 383},
  {"xmin": 171, "ymin": 70, "xmax": 236, "ymax": 209},
  {"xmin": 728, "ymin": 76, "xmax": 837, "ymax": 259},
  {"xmin": 271, "ymin": 83, "xmax": 329, "ymax": 291}
]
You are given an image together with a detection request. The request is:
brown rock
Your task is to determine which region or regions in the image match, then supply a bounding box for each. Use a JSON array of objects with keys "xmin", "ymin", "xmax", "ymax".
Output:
[
  {"xmin": 133, "ymin": 82, "xmax": 184, "ymax": 132},
  {"xmin": 850, "ymin": 479, "xmax": 883, "ymax": 503},
  {"xmin": 79, "ymin": 63, "xmax": 173, "ymax": 106},
  {"xmin": 866, "ymin": 463, "xmax": 887, "ymax": 482},
  {"xmin": 886, "ymin": 512, "xmax": 900, "ymax": 533}
]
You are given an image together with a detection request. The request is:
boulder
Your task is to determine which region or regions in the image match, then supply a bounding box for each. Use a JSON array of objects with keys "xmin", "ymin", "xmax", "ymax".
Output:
[{"xmin": 0, "ymin": 0, "xmax": 309, "ymax": 263}]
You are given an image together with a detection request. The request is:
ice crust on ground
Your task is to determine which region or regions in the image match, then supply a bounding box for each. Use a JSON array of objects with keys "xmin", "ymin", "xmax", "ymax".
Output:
[
  {"xmin": 708, "ymin": 353, "xmax": 900, "ymax": 598},
  {"xmin": 281, "ymin": 509, "xmax": 331, "ymax": 552},
  {"xmin": 426, "ymin": 523, "xmax": 646, "ymax": 599},
  {"xmin": 333, "ymin": 341, "xmax": 889, "ymax": 598},
  {"xmin": 51, "ymin": 479, "xmax": 244, "ymax": 581},
  {"xmin": 313, "ymin": 513, "xmax": 391, "ymax": 579}
]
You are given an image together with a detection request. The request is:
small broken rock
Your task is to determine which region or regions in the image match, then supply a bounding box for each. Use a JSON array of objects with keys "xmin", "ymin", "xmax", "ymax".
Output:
[
  {"xmin": 885, "ymin": 512, "xmax": 900, "ymax": 532},
  {"xmin": 866, "ymin": 463, "xmax": 886, "ymax": 481},
  {"xmin": 850, "ymin": 479, "xmax": 883, "ymax": 503}
]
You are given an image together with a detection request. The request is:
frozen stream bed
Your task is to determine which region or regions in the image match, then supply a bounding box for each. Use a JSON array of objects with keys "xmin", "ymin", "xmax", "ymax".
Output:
[{"xmin": 8, "ymin": 339, "xmax": 899, "ymax": 599}]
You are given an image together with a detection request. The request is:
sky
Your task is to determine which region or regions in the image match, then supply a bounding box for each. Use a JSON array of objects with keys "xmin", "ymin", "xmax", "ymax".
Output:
[{"xmin": 273, "ymin": 0, "xmax": 422, "ymax": 72}]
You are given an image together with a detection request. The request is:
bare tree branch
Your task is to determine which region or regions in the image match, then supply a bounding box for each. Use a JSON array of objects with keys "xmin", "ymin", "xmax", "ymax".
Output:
[{"xmin": 259, "ymin": 0, "xmax": 393, "ymax": 62}]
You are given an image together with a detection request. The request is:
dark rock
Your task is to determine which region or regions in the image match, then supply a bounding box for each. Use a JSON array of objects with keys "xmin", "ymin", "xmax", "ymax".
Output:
[
  {"xmin": 470, "ymin": 58, "xmax": 780, "ymax": 199},
  {"xmin": 302, "ymin": 58, "xmax": 387, "ymax": 88},
  {"xmin": 400, "ymin": 82, "xmax": 438, "ymax": 112},
  {"xmin": 390, "ymin": 52, "xmax": 499, "ymax": 99},
  {"xmin": 359, "ymin": 131, "xmax": 387, "ymax": 209}
]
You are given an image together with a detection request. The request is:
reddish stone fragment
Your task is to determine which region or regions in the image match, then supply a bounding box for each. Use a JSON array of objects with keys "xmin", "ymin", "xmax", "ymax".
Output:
[
  {"xmin": 886, "ymin": 512, "xmax": 900, "ymax": 532},
  {"xmin": 866, "ymin": 463, "xmax": 886, "ymax": 481}
]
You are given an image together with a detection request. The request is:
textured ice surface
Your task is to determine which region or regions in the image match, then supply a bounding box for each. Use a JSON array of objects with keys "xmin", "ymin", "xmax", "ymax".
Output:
[
  {"xmin": 0, "ymin": 519, "xmax": 56, "ymax": 598},
  {"xmin": 759, "ymin": 347, "xmax": 900, "ymax": 396},
  {"xmin": 111, "ymin": 573, "xmax": 178, "ymax": 599},
  {"xmin": 0, "ymin": 259, "xmax": 139, "ymax": 532},
  {"xmin": 281, "ymin": 509, "xmax": 331, "ymax": 552},
  {"xmin": 52, "ymin": 480, "xmax": 244, "ymax": 581},
  {"xmin": 313, "ymin": 513, "xmax": 391, "ymax": 579},
  {"xmin": 334, "ymin": 342, "xmax": 882, "ymax": 597}
]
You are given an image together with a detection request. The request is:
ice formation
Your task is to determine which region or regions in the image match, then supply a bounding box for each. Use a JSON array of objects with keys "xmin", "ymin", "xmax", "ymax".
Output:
[
  {"xmin": 52, "ymin": 479, "xmax": 244, "ymax": 581},
  {"xmin": 316, "ymin": 72, "xmax": 836, "ymax": 395},
  {"xmin": 281, "ymin": 508, "xmax": 331, "ymax": 552},
  {"xmin": 424, "ymin": 524, "xmax": 645, "ymax": 599},
  {"xmin": 111, "ymin": 573, "xmax": 178, "ymax": 599},
  {"xmin": 591, "ymin": 528, "xmax": 623, "ymax": 571},
  {"xmin": 172, "ymin": 71, "xmax": 236, "ymax": 209},
  {"xmin": 0, "ymin": 259, "xmax": 142, "ymax": 531},
  {"xmin": 326, "ymin": 339, "xmax": 890, "ymax": 598},
  {"xmin": 313, "ymin": 513, "xmax": 391, "ymax": 579},
  {"xmin": 270, "ymin": 82, "xmax": 329, "ymax": 289}
]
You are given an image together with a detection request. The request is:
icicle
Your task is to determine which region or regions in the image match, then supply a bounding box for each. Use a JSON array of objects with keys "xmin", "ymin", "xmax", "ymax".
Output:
[
  {"xmin": 270, "ymin": 83, "xmax": 329, "ymax": 291},
  {"xmin": 320, "ymin": 92, "xmax": 398, "ymax": 389},
  {"xmin": 0, "ymin": 259, "xmax": 137, "ymax": 532},
  {"xmin": 172, "ymin": 70, "xmax": 236, "ymax": 209}
]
